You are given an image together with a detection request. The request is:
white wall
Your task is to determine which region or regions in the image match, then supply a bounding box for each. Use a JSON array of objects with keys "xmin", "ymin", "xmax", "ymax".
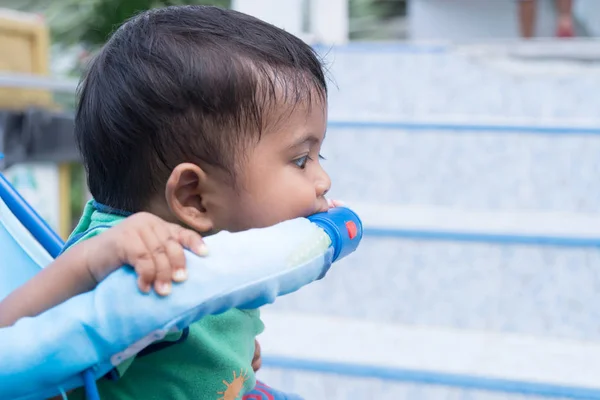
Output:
[
  {"xmin": 232, "ymin": 0, "xmax": 305, "ymax": 37},
  {"xmin": 310, "ymin": 0, "xmax": 348, "ymax": 45},
  {"xmin": 3, "ymin": 164, "xmax": 60, "ymax": 232},
  {"xmin": 231, "ymin": 0, "xmax": 348, "ymax": 44}
]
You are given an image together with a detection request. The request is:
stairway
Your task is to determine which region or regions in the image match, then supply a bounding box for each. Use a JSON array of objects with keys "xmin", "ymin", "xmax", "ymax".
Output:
[{"xmin": 257, "ymin": 41, "xmax": 600, "ymax": 399}]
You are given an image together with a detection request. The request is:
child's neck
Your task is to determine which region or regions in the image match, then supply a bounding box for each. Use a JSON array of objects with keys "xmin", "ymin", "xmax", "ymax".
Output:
[
  {"xmin": 145, "ymin": 199, "xmax": 215, "ymax": 237},
  {"xmin": 145, "ymin": 200, "xmax": 178, "ymax": 224}
]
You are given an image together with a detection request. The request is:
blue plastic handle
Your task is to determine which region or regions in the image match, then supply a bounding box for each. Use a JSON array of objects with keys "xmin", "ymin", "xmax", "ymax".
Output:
[
  {"xmin": 0, "ymin": 172, "xmax": 64, "ymax": 258},
  {"xmin": 307, "ymin": 206, "xmax": 363, "ymax": 262}
]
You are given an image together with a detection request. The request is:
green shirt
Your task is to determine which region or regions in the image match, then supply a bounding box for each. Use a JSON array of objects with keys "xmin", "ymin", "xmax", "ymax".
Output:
[{"xmin": 67, "ymin": 201, "xmax": 264, "ymax": 400}]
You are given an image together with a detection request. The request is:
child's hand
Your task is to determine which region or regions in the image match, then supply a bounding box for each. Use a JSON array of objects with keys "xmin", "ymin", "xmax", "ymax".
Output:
[{"xmin": 88, "ymin": 212, "xmax": 207, "ymax": 296}]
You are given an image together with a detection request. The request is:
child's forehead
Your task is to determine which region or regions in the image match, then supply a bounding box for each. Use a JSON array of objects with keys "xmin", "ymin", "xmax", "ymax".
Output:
[
  {"xmin": 263, "ymin": 98, "xmax": 327, "ymax": 137},
  {"xmin": 255, "ymin": 65, "xmax": 326, "ymax": 111}
]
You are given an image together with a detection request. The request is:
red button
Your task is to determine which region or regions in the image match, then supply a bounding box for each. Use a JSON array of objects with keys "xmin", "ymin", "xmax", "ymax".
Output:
[{"xmin": 345, "ymin": 221, "xmax": 357, "ymax": 239}]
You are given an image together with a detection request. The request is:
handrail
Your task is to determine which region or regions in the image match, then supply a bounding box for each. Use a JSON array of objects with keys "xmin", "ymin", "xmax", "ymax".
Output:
[{"xmin": 0, "ymin": 72, "xmax": 78, "ymax": 93}]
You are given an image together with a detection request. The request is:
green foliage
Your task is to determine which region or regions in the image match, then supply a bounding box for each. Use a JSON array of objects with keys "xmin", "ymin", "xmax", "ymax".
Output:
[
  {"xmin": 78, "ymin": 0, "xmax": 231, "ymax": 46},
  {"xmin": 349, "ymin": 0, "xmax": 406, "ymax": 20},
  {"xmin": 370, "ymin": 0, "xmax": 406, "ymax": 20},
  {"xmin": 3, "ymin": 0, "xmax": 230, "ymax": 47},
  {"xmin": 348, "ymin": 0, "xmax": 406, "ymax": 39}
]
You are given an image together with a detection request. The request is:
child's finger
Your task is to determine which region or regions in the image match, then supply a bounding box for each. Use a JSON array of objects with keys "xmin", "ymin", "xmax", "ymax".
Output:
[
  {"xmin": 134, "ymin": 258, "xmax": 155, "ymax": 294},
  {"xmin": 145, "ymin": 227, "xmax": 174, "ymax": 296},
  {"xmin": 122, "ymin": 234, "xmax": 154, "ymax": 293},
  {"xmin": 173, "ymin": 226, "xmax": 208, "ymax": 257},
  {"xmin": 165, "ymin": 237, "xmax": 187, "ymax": 282}
]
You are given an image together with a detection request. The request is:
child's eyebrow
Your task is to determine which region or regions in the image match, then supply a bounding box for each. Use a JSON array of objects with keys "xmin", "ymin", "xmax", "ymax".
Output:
[{"xmin": 287, "ymin": 133, "xmax": 324, "ymax": 149}]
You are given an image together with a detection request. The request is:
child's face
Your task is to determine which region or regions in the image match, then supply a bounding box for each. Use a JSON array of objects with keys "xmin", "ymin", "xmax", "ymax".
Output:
[
  {"xmin": 166, "ymin": 98, "xmax": 331, "ymax": 234},
  {"xmin": 211, "ymin": 99, "xmax": 331, "ymax": 232}
]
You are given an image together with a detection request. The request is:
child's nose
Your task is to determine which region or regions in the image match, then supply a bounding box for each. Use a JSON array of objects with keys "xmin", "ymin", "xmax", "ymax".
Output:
[{"xmin": 315, "ymin": 170, "xmax": 331, "ymax": 197}]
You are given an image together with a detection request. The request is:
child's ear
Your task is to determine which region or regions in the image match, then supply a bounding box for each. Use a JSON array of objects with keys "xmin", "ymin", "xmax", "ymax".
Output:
[{"xmin": 165, "ymin": 163, "xmax": 214, "ymax": 233}]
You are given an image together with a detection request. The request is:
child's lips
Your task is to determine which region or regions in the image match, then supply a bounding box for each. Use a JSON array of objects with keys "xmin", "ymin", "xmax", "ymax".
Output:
[
  {"xmin": 313, "ymin": 198, "xmax": 344, "ymax": 215},
  {"xmin": 314, "ymin": 200, "xmax": 330, "ymax": 214}
]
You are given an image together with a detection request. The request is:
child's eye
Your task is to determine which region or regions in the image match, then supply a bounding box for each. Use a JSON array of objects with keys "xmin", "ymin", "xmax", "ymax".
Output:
[
  {"xmin": 293, "ymin": 155, "xmax": 309, "ymax": 169},
  {"xmin": 293, "ymin": 154, "xmax": 325, "ymax": 169}
]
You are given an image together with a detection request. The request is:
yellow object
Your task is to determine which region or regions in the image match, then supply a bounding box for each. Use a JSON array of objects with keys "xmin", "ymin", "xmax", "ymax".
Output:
[
  {"xmin": 58, "ymin": 163, "xmax": 71, "ymax": 239},
  {"xmin": 0, "ymin": 8, "xmax": 72, "ymax": 238},
  {"xmin": 0, "ymin": 9, "xmax": 52, "ymax": 109}
]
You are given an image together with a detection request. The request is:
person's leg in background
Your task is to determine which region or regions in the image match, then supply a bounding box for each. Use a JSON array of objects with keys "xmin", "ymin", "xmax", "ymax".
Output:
[
  {"xmin": 555, "ymin": 0, "xmax": 574, "ymax": 37},
  {"xmin": 518, "ymin": 0, "xmax": 537, "ymax": 38},
  {"xmin": 518, "ymin": 0, "xmax": 574, "ymax": 38}
]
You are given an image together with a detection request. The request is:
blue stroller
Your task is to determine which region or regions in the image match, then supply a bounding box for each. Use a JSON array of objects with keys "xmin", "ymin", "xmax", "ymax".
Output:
[{"xmin": 0, "ymin": 170, "xmax": 362, "ymax": 400}]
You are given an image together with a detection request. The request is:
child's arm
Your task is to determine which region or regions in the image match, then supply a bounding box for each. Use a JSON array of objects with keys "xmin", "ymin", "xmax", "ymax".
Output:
[{"xmin": 0, "ymin": 212, "xmax": 206, "ymax": 327}]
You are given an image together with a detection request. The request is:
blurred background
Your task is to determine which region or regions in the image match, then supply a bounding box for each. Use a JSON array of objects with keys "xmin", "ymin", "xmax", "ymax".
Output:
[{"xmin": 1, "ymin": 0, "xmax": 600, "ymax": 399}]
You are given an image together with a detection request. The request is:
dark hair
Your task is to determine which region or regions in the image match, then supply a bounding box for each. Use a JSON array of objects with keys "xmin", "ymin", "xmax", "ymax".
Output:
[{"xmin": 76, "ymin": 5, "xmax": 327, "ymax": 212}]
